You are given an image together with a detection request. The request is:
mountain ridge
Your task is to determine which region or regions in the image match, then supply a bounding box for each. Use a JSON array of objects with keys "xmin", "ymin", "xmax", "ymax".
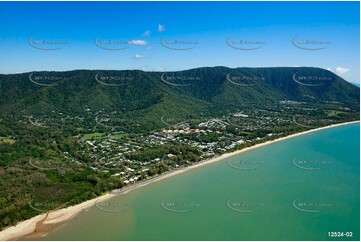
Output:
[{"xmin": 0, "ymin": 66, "xmax": 358, "ymax": 133}]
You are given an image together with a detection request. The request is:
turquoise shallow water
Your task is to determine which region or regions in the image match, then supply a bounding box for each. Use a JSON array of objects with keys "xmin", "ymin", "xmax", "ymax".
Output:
[{"xmin": 28, "ymin": 123, "xmax": 360, "ymax": 241}]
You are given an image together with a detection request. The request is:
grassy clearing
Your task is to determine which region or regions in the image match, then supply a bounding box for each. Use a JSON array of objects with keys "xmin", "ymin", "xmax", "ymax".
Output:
[
  {"xmin": 82, "ymin": 132, "xmax": 105, "ymax": 140},
  {"xmin": 326, "ymin": 110, "xmax": 345, "ymax": 117},
  {"xmin": 0, "ymin": 137, "xmax": 16, "ymax": 144}
]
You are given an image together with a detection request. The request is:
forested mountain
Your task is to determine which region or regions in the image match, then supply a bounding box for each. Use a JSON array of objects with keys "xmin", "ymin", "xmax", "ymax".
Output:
[{"xmin": 0, "ymin": 67, "xmax": 359, "ymax": 128}]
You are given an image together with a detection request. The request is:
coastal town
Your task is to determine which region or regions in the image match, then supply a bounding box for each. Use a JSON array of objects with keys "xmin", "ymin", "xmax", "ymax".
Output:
[{"xmin": 63, "ymin": 99, "xmax": 357, "ymax": 185}]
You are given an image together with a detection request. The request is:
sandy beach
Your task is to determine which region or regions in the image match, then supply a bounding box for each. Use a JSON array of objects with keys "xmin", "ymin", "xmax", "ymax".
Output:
[{"xmin": 0, "ymin": 120, "xmax": 359, "ymax": 241}]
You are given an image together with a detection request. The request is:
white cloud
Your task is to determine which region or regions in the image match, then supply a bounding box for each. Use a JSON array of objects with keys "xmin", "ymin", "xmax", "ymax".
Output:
[
  {"xmin": 326, "ymin": 67, "xmax": 332, "ymax": 71},
  {"xmin": 146, "ymin": 45, "xmax": 153, "ymax": 50},
  {"xmin": 158, "ymin": 24, "xmax": 165, "ymax": 32},
  {"xmin": 134, "ymin": 54, "xmax": 143, "ymax": 59},
  {"xmin": 335, "ymin": 67, "xmax": 350, "ymax": 75},
  {"xmin": 128, "ymin": 40, "xmax": 147, "ymax": 46},
  {"xmin": 143, "ymin": 30, "xmax": 150, "ymax": 37}
]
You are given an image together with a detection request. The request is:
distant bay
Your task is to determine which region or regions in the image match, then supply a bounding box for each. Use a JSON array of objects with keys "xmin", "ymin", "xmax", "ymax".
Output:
[{"xmin": 26, "ymin": 123, "xmax": 360, "ymax": 241}]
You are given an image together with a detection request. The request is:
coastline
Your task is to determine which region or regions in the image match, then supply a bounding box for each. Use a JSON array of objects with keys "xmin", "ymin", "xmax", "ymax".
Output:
[{"xmin": 0, "ymin": 120, "xmax": 359, "ymax": 241}]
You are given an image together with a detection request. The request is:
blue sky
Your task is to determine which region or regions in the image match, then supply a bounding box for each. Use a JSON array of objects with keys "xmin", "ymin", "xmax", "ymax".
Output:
[{"xmin": 0, "ymin": 1, "xmax": 359, "ymax": 84}]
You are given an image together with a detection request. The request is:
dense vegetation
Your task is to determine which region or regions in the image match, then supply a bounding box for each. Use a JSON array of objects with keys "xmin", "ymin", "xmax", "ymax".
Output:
[{"xmin": 0, "ymin": 66, "xmax": 359, "ymax": 231}]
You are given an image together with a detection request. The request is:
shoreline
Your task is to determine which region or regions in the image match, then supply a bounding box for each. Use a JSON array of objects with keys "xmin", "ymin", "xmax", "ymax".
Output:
[{"xmin": 0, "ymin": 120, "xmax": 359, "ymax": 241}]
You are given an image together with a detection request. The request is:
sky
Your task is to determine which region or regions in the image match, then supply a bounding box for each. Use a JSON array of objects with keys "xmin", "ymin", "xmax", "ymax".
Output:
[{"xmin": 0, "ymin": 1, "xmax": 359, "ymax": 84}]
